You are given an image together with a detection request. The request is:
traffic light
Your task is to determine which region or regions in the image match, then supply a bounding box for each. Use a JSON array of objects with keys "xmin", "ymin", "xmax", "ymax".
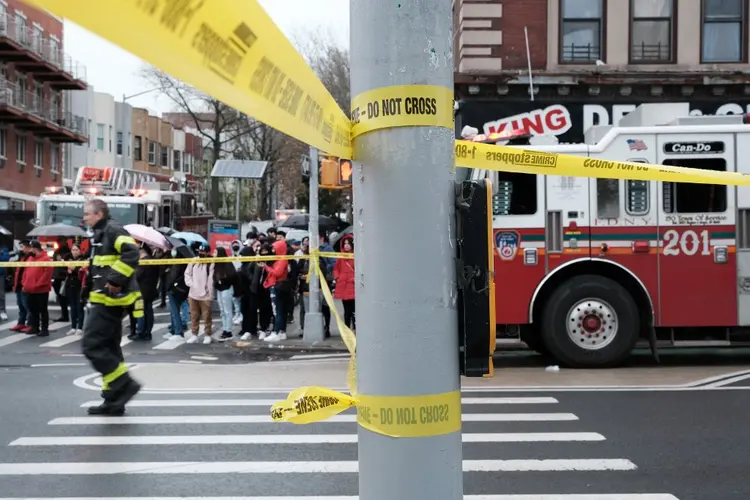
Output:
[
  {"xmin": 455, "ymin": 178, "xmax": 496, "ymax": 377},
  {"xmin": 339, "ymin": 159, "xmax": 352, "ymax": 186}
]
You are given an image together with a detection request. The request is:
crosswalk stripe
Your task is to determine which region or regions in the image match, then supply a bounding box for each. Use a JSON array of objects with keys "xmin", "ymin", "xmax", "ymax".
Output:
[
  {"xmin": 0, "ymin": 333, "xmax": 30, "ymax": 347},
  {"xmin": 152, "ymin": 333, "xmax": 185, "ymax": 350},
  {"xmin": 77, "ymin": 397, "xmax": 558, "ymax": 408},
  {"xmin": 0, "ymin": 458, "xmax": 637, "ymax": 474},
  {"xmin": 9, "ymin": 432, "xmax": 606, "ymax": 446},
  {"xmin": 49, "ymin": 413, "xmax": 579, "ymax": 425},
  {"xmin": 0, "ymin": 320, "xmax": 19, "ymax": 330},
  {"xmin": 39, "ymin": 333, "xmax": 81, "ymax": 348},
  {"xmin": 120, "ymin": 337, "xmax": 132, "ymax": 347},
  {"xmin": 0, "ymin": 497, "xmax": 681, "ymax": 500}
]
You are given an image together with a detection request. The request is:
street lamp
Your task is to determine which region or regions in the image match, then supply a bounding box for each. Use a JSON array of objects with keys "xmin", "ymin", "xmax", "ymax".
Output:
[{"xmin": 122, "ymin": 87, "xmax": 163, "ymax": 102}]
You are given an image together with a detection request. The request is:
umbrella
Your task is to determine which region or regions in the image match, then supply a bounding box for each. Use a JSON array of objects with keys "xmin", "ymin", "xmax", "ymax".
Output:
[
  {"xmin": 166, "ymin": 236, "xmax": 195, "ymax": 258},
  {"xmin": 171, "ymin": 231, "xmax": 208, "ymax": 245},
  {"xmin": 125, "ymin": 224, "xmax": 170, "ymax": 250},
  {"xmin": 0, "ymin": 224, "xmax": 10, "ymax": 236},
  {"xmin": 331, "ymin": 225, "xmax": 353, "ymax": 250},
  {"xmin": 280, "ymin": 214, "xmax": 344, "ymax": 231},
  {"xmin": 27, "ymin": 223, "xmax": 88, "ymax": 238},
  {"xmin": 156, "ymin": 227, "xmax": 175, "ymax": 236}
]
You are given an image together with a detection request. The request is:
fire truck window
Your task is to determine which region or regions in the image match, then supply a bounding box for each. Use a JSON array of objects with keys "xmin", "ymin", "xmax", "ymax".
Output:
[
  {"xmin": 662, "ymin": 158, "xmax": 727, "ymax": 213},
  {"xmin": 626, "ymin": 180, "xmax": 649, "ymax": 216},
  {"xmin": 596, "ymin": 178, "xmax": 620, "ymax": 218},
  {"xmin": 492, "ymin": 173, "xmax": 537, "ymax": 216}
]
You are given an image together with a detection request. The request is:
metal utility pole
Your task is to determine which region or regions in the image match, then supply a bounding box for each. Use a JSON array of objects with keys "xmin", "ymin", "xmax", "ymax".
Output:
[
  {"xmin": 235, "ymin": 180, "xmax": 242, "ymax": 222},
  {"xmin": 304, "ymin": 146, "xmax": 324, "ymax": 342},
  {"xmin": 351, "ymin": 1, "xmax": 462, "ymax": 499}
]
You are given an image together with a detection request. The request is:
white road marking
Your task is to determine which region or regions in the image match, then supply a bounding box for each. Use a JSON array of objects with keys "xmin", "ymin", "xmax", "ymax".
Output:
[
  {"xmin": 120, "ymin": 337, "xmax": 132, "ymax": 347},
  {"xmin": 178, "ymin": 360, "xmax": 202, "ymax": 364},
  {"xmin": 10, "ymin": 432, "xmax": 605, "ymax": 446},
  {"xmin": 0, "ymin": 333, "xmax": 30, "ymax": 347},
  {"xmin": 0, "ymin": 320, "xmax": 19, "ymax": 330},
  {"xmin": 152, "ymin": 330, "xmax": 185, "ymax": 350},
  {"xmin": 49, "ymin": 413, "xmax": 578, "ymax": 425},
  {"xmin": 0, "ymin": 496, "xmax": 681, "ymax": 500},
  {"xmin": 191, "ymin": 355, "xmax": 218, "ymax": 361},
  {"xmin": 76, "ymin": 397, "xmax": 557, "ymax": 408},
  {"xmin": 0, "ymin": 459, "xmax": 636, "ymax": 474},
  {"xmin": 40, "ymin": 333, "xmax": 82, "ymax": 348},
  {"xmin": 30, "ymin": 363, "xmax": 86, "ymax": 368}
]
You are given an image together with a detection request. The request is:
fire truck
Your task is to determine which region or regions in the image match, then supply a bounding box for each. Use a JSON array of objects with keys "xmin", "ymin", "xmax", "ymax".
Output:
[
  {"xmin": 470, "ymin": 103, "xmax": 750, "ymax": 368},
  {"xmin": 35, "ymin": 166, "xmax": 212, "ymax": 251}
]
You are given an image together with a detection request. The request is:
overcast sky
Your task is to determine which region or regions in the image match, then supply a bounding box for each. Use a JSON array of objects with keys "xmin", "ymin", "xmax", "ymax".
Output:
[{"xmin": 62, "ymin": 0, "xmax": 349, "ymax": 116}]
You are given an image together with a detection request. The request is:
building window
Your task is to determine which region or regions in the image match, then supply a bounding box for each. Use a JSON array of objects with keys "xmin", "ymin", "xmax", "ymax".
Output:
[
  {"xmin": 702, "ymin": 0, "xmax": 744, "ymax": 63},
  {"xmin": 51, "ymin": 144, "xmax": 59, "ymax": 173},
  {"xmin": 173, "ymin": 150, "xmax": 180, "ymax": 170},
  {"xmin": 560, "ymin": 0, "xmax": 603, "ymax": 63},
  {"xmin": 116, "ymin": 131, "xmax": 123, "ymax": 155},
  {"xmin": 15, "ymin": 13, "xmax": 26, "ymax": 45},
  {"xmin": 16, "ymin": 134, "xmax": 26, "ymax": 166},
  {"xmin": 0, "ymin": 129, "xmax": 6, "ymax": 159},
  {"xmin": 630, "ymin": 0, "xmax": 674, "ymax": 62},
  {"xmin": 34, "ymin": 140, "xmax": 43, "ymax": 167},
  {"xmin": 148, "ymin": 141, "xmax": 156, "ymax": 164},
  {"xmin": 49, "ymin": 37, "xmax": 60, "ymax": 64},
  {"xmin": 161, "ymin": 145, "xmax": 169, "ymax": 167},
  {"xmin": 33, "ymin": 25, "xmax": 42, "ymax": 53},
  {"xmin": 96, "ymin": 123, "xmax": 104, "ymax": 150},
  {"xmin": 134, "ymin": 135, "xmax": 142, "ymax": 161},
  {"xmin": 17, "ymin": 73, "xmax": 26, "ymax": 106}
]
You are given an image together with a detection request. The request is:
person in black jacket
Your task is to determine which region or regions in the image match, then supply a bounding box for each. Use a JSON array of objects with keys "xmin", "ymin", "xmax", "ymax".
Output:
[
  {"xmin": 213, "ymin": 246, "xmax": 237, "ymax": 341},
  {"xmin": 63, "ymin": 244, "xmax": 87, "ymax": 336},
  {"xmin": 239, "ymin": 242, "xmax": 273, "ymax": 340},
  {"xmin": 164, "ymin": 245, "xmax": 190, "ymax": 339},
  {"xmin": 52, "ymin": 242, "xmax": 71, "ymax": 323},
  {"xmin": 81, "ymin": 198, "xmax": 142, "ymax": 416},
  {"xmin": 131, "ymin": 245, "xmax": 160, "ymax": 342}
]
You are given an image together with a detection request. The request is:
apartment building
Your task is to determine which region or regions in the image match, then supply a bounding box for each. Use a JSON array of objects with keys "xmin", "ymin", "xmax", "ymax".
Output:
[
  {"xmin": 132, "ymin": 107, "xmax": 202, "ymax": 178},
  {"xmin": 68, "ymin": 88, "xmax": 133, "ymax": 177},
  {"xmin": 0, "ymin": 0, "xmax": 86, "ymax": 210},
  {"xmin": 455, "ymin": 0, "xmax": 750, "ymax": 143}
]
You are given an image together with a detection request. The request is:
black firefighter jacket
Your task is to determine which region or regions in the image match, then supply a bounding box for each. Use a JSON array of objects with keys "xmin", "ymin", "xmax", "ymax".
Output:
[{"xmin": 84, "ymin": 216, "xmax": 142, "ymax": 310}]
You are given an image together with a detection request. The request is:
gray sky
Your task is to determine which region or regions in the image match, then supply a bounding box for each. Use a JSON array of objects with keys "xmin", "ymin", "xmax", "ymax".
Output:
[{"xmin": 62, "ymin": 0, "xmax": 349, "ymax": 115}]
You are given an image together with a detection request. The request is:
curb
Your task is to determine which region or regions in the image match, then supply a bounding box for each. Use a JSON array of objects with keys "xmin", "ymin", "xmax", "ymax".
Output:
[{"xmin": 230, "ymin": 340, "xmax": 350, "ymax": 356}]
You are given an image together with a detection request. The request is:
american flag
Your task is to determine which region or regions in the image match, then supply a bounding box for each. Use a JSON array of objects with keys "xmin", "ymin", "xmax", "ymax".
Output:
[{"xmin": 627, "ymin": 139, "xmax": 647, "ymax": 151}]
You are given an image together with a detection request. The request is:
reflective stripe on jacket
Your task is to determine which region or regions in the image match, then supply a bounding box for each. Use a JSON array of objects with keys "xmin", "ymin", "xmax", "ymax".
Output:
[{"xmin": 86, "ymin": 217, "xmax": 142, "ymax": 308}]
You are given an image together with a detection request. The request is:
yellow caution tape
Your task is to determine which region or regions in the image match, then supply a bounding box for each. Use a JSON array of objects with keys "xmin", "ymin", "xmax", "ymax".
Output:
[
  {"xmin": 24, "ymin": 0, "xmax": 352, "ymax": 159},
  {"xmin": 455, "ymin": 141, "xmax": 750, "ymax": 186},
  {"xmin": 350, "ymin": 85, "xmax": 454, "ymax": 139},
  {"xmin": 0, "ymin": 252, "xmax": 353, "ymax": 268}
]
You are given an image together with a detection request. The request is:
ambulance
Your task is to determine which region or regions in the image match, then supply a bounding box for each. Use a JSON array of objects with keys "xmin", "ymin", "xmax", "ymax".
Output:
[
  {"xmin": 470, "ymin": 103, "xmax": 750, "ymax": 368},
  {"xmin": 36, "ymin": 166, "xmax": 212, "ymax": 251}
]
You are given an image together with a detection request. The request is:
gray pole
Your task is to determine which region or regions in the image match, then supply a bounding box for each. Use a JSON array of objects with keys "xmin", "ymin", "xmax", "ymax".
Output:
[
  {"xmin": 303, "ymin": 146, "xmax": 324, "ymax": 342},
  {"xmin": 235, "ymin": 180, "xmax": 241, "ymax": 222},
  {"xmin": 351, "ymin": 1, "xmax": 462, "ymax": 499}
]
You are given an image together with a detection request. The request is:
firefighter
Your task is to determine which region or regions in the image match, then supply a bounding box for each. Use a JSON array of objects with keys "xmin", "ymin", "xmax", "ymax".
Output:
[{"xmin": 81, "ymin": 198, "xmax": 143, "ymax": 416}]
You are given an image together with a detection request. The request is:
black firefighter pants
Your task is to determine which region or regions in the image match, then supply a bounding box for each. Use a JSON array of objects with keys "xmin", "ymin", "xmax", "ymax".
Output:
[{"xmin": 82, "ymin": 304, "xmax": 131, "ymax": 399}]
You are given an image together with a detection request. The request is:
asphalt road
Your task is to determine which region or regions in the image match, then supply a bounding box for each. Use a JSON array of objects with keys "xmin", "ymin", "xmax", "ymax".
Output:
[{"xmin": 1, "ymin": 363, "xmax": 749, "ymax": 498}]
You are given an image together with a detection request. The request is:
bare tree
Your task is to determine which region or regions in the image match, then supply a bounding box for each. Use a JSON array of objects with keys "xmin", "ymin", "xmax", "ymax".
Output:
[{"xmin": 140, "ymin": 66, "xmax": 256, "ymax": 214}]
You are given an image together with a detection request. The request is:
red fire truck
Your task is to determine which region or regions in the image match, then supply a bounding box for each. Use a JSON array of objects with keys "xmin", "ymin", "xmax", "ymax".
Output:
[
  {"xmin": 470, "ymin": 103, "xmax": 750, "ymax": 368},
  {"xmin": 35, "ymin": 166, "xmax": 212, "ymax": 252}
]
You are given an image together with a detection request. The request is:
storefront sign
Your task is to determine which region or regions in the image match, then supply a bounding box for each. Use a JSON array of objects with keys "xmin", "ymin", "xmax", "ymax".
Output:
[{"xmin": 458, "ymin": 99, "xmax": 750, "ymax": 144}]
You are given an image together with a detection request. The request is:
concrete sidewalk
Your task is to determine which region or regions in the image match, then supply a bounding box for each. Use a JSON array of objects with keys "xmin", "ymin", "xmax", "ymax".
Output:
[{"xmin": 90, "ymin": 360, "xmax": 750, "ymax": 393}]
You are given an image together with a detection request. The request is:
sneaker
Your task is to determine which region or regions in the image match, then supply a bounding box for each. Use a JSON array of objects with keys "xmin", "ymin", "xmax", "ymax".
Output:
[
  {"xmin": 66, "ymin": 328, "xmax": 77, "ymax": 336},
  {"xmin": 76, "ymin": 329, "xmax": 84, "ymax": 335},
  {"xmin": 162, "ymin": 332, "xmax": 173, "ymax": 340},
  {"xmin": 233, "ymin": 315, "xmax": 242, "ymax": 325},
  {"xmin": 185, "ymin": 334, "xmax": 199, "ymax": 344},
  {"xmin": 36, "ymin": 330, "xmax": 49, "ymax": 337},
  {"xmin": 219, "ymin": 331, "xmax": 233, "ymax": 341},
  {"xmin": 277, "ymin": 332, "xmax": 287, "ymax": 341},
  {"xmin": 258, "ymin": 331, "xmax": 268, "ymax": 340},
  {"xmin": 239, "ymin": 332, "xmax": 252, "ymax": 341},
  {"xmin": 264, "ymin": 332, "xmax": 280, "ymax": 342},
  {"xmin": 9, "ymin": 324, "xmax": 24, "ymax": 332},
  {"xmin": 202, "ymin": 335, "xmax": 212, "ymax": 345},
  {"xmin": 0, "ymin": 312, "xmax": 7, "ymax": 321}
]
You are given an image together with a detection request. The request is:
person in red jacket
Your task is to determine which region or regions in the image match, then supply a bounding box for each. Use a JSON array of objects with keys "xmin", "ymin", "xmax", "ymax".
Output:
[
  {"xmin": 22, "ymin": 240, "xmax": 54, "ymax": 337},
  {"xmin": 334, "ymin": 236, "xmax": 356, "ymax": 331},
  {"xmin": 262, "ymin": 239, "xmax": 289, "ymax": 342}
]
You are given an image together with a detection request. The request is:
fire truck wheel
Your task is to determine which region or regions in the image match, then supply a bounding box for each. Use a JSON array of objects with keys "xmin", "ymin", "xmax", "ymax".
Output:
[{"xmin": 540, "ymin": 275, "xmax": 639, "ymax": 368}]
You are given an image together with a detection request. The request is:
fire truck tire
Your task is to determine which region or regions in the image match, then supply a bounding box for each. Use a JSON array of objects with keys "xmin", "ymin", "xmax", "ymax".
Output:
[{"xmin": 540, "ymin": 275, "xmax": 639, "ymax": 368}]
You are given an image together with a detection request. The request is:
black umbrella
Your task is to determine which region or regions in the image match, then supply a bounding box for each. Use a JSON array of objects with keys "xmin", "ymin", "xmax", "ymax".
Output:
[
  {"xmin": 280, "ymin": 214, "xmax": 343, "ymax": 231},
  {"xmin": 27, "ymin": 223, "xmax": 88, "ymax": 238},
  {"xmin": 166, "ymin": 236, "xmax": 194, "ymax": 258},
  {"xmin": 156, "ymin": 227, "xmax": 175, "ymax": 236}
]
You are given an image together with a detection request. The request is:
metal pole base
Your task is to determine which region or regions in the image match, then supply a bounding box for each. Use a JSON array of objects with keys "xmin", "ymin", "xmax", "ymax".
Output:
[{"xmin": 302, "ymin": 312, "xmax": 325, "ymax": 342}]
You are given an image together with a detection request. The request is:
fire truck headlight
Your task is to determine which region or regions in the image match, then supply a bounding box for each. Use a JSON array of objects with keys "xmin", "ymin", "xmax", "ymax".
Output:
[
  {"xmin": 714, "ymin": 246, "xmax": 728, "ymax": 264},
  {"xmin": 524, "ymin": 248, "xmax": 537, "ymax": 266}
]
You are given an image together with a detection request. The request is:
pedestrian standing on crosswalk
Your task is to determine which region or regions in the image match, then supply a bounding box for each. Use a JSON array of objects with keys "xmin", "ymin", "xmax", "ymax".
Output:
[
  {"xmin": 0, "ymin": 241, "xmax": 8, "ymax": 321},
  {"xmin": 81, "ymin": 198, "xmax": 142, "ymax": 416},
  {"xmin": 184, "ymin": 244, "xmax": 215, "ymax": 345},
  {"xmin": 22, "ymin": 241, "xmax": 53, "ymax": 337},
  {"xmin": 9, "ymin": 240, "xmax": 31, "ymax": 333},
  {"xmin": 63, "ymin": 244, "xmax": 87, "ymax": 336}
]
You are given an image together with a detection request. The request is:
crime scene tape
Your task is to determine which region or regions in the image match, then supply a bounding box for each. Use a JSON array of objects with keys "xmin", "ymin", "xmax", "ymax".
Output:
[
  {"xmin": 0, "ymin": 252, "xmax": 353, "ymax": 268},
  {"xmin": 23, "ymin": 0, "xmax": 352, "ymax": 159},
  {"xmin": 269, "ymin": 250, "xmax": 461, "ymax": 438},
  {"xmin": 455, "ymin": 140, "xmax": 750, "ymax": 186},
  {"xmin": 350, "ymin": 85, "xmax": 454, "ymax": 139}
]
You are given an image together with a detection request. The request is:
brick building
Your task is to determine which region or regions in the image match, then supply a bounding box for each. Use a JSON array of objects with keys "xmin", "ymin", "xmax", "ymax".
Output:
[
  {"xmin": 0, "ymin": 0, "xmax": 86, "ymax": 211},
  {"xmin": 455, "ymin": 0, "xmax": 750, "ymax": 143}
]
